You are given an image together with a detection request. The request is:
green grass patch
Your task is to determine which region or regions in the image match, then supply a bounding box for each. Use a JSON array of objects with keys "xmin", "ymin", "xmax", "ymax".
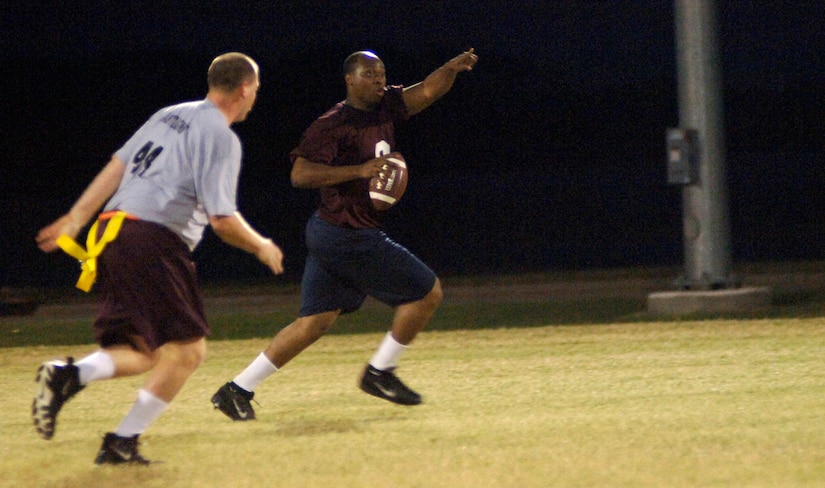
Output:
[{"xmin": 5, "ymin": 290, "xmax": 825, "ymax": 348}]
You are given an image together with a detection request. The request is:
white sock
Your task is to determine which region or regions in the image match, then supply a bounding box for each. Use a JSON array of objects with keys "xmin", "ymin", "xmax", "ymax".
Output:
[
  {"xmin": 232, "ymin": 352, "xmax": 279, "ymax": 392},
  {"xmin": 115, "ymin": 389, "xmax": 169, "ymax": 437},
  {"xmin": 369, "ymin": 332, "xmax": 409, "ymax": 371},
  {"xmin": 75, "ymin": 351, "xmax": 116, "ymax": 385}
]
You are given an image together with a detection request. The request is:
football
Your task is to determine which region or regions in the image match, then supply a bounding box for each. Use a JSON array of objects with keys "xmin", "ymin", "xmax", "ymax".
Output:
[{"xmin": 369, "ymin": 152, "xmax": 408, "ymax": 211}]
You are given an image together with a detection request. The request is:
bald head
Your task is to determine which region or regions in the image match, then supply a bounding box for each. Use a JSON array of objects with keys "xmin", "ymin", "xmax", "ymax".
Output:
[{"xmin": 343, "ymin": 51, "xmax": 382, "ymax": 77}]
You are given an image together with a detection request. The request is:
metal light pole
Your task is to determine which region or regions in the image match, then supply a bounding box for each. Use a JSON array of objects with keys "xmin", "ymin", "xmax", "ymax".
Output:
[
  {"xmin": 648, "ymin": 0, "xmax": 771, "ymax": 314},
  {"xmin": 671, "ymin": 0, "xmax": 737, "ymax": 290}
]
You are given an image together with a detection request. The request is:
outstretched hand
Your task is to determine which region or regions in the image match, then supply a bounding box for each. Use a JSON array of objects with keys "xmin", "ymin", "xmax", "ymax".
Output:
[
  {"xmin": 446, "ymin": 48, "xmax": 478, "ymax": 73},
  {"xmin": 401, "ymin": 48, "xmax": 479, "ymax": 116}
]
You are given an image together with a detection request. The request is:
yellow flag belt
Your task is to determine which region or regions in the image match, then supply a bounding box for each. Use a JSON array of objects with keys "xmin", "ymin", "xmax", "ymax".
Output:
[{"xmin": 56, "ymin": 211, "xmax": 130, "ymax": 292}]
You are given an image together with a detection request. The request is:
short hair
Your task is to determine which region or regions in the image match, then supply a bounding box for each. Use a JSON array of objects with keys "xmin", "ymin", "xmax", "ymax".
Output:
[
  {"xmin": 343, "ymin": 51, "xmax": 381, "ymax": 76},
  {"xmin": 207, "ymin": 53, "xmax": 258, "ymax": 92}
]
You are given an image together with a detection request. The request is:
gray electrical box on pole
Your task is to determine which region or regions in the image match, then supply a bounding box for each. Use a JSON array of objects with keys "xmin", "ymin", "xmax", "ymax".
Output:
[{"xmin": 671, "ymin": 0, "xmax": 738, "ymax": 290}]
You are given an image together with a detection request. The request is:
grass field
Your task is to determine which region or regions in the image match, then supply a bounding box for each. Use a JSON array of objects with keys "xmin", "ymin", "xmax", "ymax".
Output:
[{"xmin": 2, "ymin": 265, "xmax": 825, "ymax": 487}]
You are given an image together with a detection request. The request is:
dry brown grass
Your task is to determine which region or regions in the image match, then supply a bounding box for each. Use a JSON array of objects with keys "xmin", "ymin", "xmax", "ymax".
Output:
[{"xmin": 3, "ymin": 318, "xmax": 825, "ymax": 487}]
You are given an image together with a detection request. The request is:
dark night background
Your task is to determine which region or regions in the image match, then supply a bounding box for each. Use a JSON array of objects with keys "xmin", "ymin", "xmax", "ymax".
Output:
[{"xmin": 2, "ymin": 1, "xmax": 823, "ymax": 290}]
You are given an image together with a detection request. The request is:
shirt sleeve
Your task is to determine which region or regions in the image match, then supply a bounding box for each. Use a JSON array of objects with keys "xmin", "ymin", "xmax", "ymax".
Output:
[
  {"xmin": 289, "ymin": 108, "xmax": 342, "ymax": 166},
  {"xmin": 193, "ymin": 126, "xmax": 241, "ymax": 217}
]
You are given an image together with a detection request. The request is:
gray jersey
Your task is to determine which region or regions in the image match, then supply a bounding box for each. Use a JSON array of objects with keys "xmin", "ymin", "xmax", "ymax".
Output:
[{"xmin": 105, "ymin": 99, "xmax": 240, "ymax": 250}]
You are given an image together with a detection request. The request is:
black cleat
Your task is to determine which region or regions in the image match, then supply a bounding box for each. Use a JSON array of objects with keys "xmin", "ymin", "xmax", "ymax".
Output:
[
  {"xmin": 211, "ymin": 382, "xmax": 256, "ymax": 421},
  {"xmin": 32, "ymin": 357, "xmax": 86, "ymax": 440},
  {"xmin": 359, "ymin": 364, "xmax": 422, "ymax": 406},
  {"xmin": 94, "ymin": 433, "xmax": 152, "ymax": 465}
]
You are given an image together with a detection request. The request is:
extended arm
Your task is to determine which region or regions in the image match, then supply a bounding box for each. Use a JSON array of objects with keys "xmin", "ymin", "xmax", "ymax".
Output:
[
  {"xmin": 208, "ymin": 212, "xmax": 284, "ymax": 275},
  {"xmin": 402, "ymin": 48, "xmax": 478, "ymax": 116},
  {"xmin": 35, "ymin": 156, "xmax": 126, "ymax": 252}
]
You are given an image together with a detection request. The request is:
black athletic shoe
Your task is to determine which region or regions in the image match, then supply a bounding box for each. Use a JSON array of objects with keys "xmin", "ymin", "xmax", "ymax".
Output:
[
  {"xmin": 211, "ymin": 382, "xmax": 256, "ymax": 421},
  {"xmin": 32, "ymin": 357, "xmax": 86, "ymax": 440},
  {"xmin": 94, "ymin": 433, "xmax": 152, "ymax": 465},
  {"xmin": 359, "ymin": 364, "xmax": 422, "ymax": 406}
]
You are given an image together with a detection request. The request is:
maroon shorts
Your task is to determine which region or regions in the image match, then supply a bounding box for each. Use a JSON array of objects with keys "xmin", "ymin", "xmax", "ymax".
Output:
[{"xmin": 92, "ymin": 218, "xmax": 210, "ymax": 351}]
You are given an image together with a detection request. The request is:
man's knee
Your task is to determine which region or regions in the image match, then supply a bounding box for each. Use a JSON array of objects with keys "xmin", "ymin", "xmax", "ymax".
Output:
[
  {"xmin": 425, "ymin": 278, "xmax": 444, "ymax": 309},
  {"xmin": 296, "ymin": 311, "xmax": 339, "ymax": 340},
  {"xmin": 167, "ymin": 338, "xmax": 207, "ymax": 371}
]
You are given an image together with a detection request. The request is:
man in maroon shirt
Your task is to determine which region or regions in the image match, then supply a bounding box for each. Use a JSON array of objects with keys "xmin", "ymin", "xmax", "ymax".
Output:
[{"xmin": 213, "ymin": 49, "xmax": 478, "ymax": 418}]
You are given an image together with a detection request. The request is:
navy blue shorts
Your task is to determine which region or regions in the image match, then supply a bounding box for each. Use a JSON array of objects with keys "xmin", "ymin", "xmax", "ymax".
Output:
[{"xmin": 299, "ymin": 213, "xmax": 437, "ymax": 316}]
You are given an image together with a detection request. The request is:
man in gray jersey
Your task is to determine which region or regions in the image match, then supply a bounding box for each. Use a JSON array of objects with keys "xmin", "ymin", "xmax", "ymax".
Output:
[{"xmin": 32, "ymin": 52, "xmax": 283, "ymax": 465}]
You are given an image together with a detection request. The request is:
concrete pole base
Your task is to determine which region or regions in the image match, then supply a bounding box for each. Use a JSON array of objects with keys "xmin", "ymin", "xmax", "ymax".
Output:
[{"xmin": 646, "ymin": 286, "xmax": 772, "ymax": 315}]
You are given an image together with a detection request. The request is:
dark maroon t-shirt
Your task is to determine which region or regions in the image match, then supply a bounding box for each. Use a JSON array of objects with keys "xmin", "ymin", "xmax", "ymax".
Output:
[{"xmin": 289, "ymin": 86, "xmax": 409, "ymax": 228}]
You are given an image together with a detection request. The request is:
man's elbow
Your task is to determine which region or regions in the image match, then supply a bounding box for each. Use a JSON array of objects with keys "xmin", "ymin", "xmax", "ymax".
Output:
[
  {"xmin": 290, "ymin": 169, "xmax": 313, "ymax": 188},
  {"xmin": 208, "ymin": 214, "xmax": 233, "ymax": 236}
]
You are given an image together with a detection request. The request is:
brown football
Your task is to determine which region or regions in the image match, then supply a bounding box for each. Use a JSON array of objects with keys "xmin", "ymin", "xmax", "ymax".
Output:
[{"xmin": 369, "ymin": 152, "xmax": 408, "ymax": 211}]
